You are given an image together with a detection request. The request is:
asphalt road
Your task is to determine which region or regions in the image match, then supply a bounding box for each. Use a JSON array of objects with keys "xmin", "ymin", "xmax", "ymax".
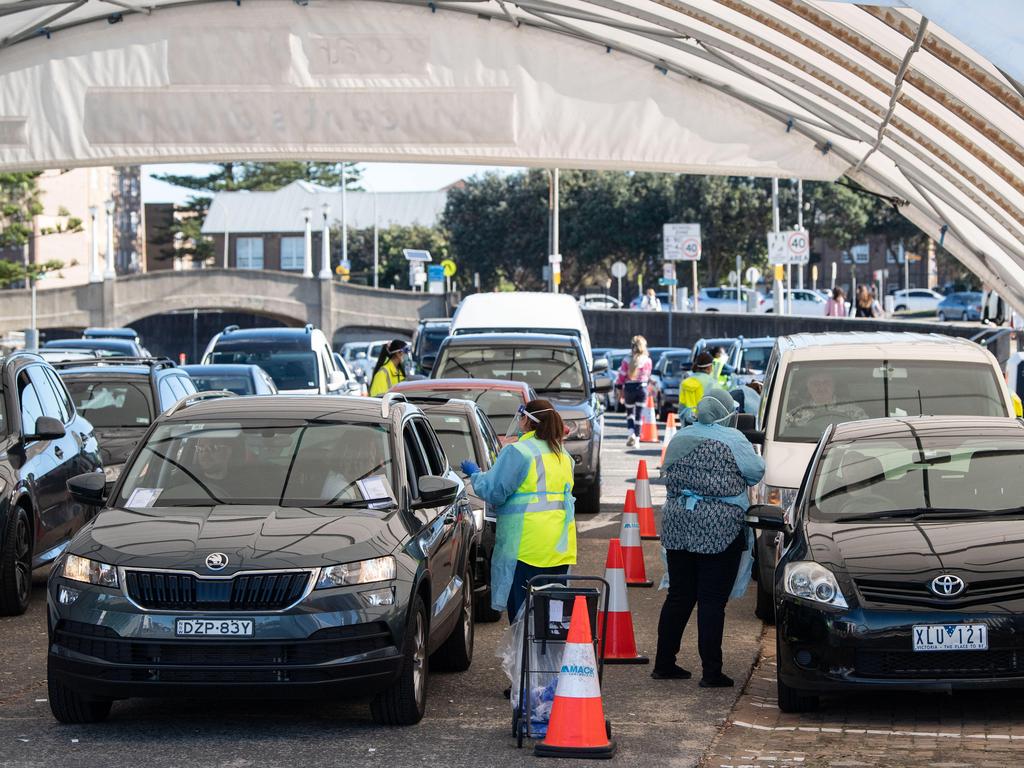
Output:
[{"xmin": 0, "ymin": 413, "xmax": 765, "ymax": 768}]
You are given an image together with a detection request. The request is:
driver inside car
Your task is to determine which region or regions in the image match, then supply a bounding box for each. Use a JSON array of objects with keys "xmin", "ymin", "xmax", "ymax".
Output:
[{"xmin": 786, "ymin": 369, "xmax": 868, "ymax": 432}]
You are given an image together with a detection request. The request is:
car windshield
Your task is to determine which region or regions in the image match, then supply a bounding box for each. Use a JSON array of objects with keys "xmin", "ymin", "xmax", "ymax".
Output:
[
  {"xmin": 775, "ymin": 360, "xmax": 1006, "ymax": 443},
  {"xmin": 437, "ymin": 346, "xmax": 585, "ymax": 395},
  {"xmin": 65, "ymin": 380, "xmax": 152, "ymax": 428},
  {"xmin": 117, "ymin": 420, "xmax": 394, "ymax": 507},
  {"xmin": 418, "ymin": 328, "xmax": 449, "ymax": 357},
  {"xmin": 402, "ymin": 387, "xmax": 523, "ymax": 433},
  {"xmin": 188, "ymin": 374, "xmax": 255, "ymax": 396},
  {"xmin": 424, "ymin": 412, "xmax": 476, "ymax": 469},
  {"xmin": 742, "ymin": 345, "xmax": 773, "ymax": 372},
  {"xmin": 662, "ymin": 355, "xmax": 692, "ymax": 376},
  {"xmin": 811, "ymin": 435, "xmax": 1024, "ymax": 519},
  {"xmin": 209, "ymin": 350, "xmax": 319, "ymax": 391}
]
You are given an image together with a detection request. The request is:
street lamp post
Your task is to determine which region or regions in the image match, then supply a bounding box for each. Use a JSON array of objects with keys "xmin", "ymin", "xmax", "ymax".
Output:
[
  {"xmin": 373, "ymin": 191, "xmax": 379, "ymax": 289},
  {"xmin": 318, "ymin": 202, "xmax": 332, "ymax": 279},
  {"xmin": 302, "ymin": 207, "xmax": 313, "ymax": 278},
  {"xmin": 88, "ymin": 205, "xmax": 101, "ymax": 283},
  {"xmin": 341, "ymin": 172, "xmax": 348, "ymax": 277},
  {"xmin": 104, "ymin": 199, "xmax": 116, "ymax": 280}
]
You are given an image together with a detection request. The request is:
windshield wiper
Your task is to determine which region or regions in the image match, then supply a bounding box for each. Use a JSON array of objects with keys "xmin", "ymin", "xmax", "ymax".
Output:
[{"xmin": 833, "ymin": 507, "xmax": 1024, "ymax": 522}]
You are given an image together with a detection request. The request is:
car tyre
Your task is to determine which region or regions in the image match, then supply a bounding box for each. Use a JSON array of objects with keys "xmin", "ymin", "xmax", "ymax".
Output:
[
  {"xmin": 754, "ymin": 577, "xmax": 775, "ymax": 624},
  {"xmin": 895, "ymin": 305, "xmax": 906, "ymax": 312},
  {"xmin": 47, "ymin": 667, "xmax": 112, "ymax": 724},
  {"xmin": 575, "ymin": 466, "xmax": 601, "ymax": 515},
  {"xmin": 960, "ymin": 310, "xmax": 967, "ymax": 321},
  {"xmin": 0, "ymin": 505, "xmax": 32, "ymax": 616},
  {"xmin": 371, "ymin": 593, "xmax": 429, "ymax": 726},
  {"xmin": 434, "ymin": 566, "xmax": 475, "ymax": 672}
]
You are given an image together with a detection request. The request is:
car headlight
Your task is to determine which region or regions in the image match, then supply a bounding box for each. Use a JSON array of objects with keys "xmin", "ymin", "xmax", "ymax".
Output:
[
  {"xmin": 565, "ymin": 418, "xmax": 593, "ymax": 441},
  {"xmin": 316, "ymin": 555, "xmax": 396, "ymax": 590},
  {"xmin": 62, "ymin": 554, "xmax": 119, "ymax": 588},
  {"xmin": 783, "ymin": 561, "xmax": 848, "ymax": 608},
  {"xmin": 103, "ymin": 464, "xmax": 123, "ymax": 483}
]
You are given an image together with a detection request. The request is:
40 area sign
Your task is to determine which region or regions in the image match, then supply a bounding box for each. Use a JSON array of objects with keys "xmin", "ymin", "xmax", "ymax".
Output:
[
  {"xmin": 767, "ymin": 229, "xmax": 810, "ymax": 265},
  {"xmin": 663, "ymin": 223, "xmax": 702, "ymax": 261}
]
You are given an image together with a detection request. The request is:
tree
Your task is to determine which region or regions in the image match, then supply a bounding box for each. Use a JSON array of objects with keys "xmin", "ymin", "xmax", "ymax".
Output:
[
  {"xmin": 0, "ymin": 172, "xmax": 44, "ymax": 249},
  {"xmin": 0, "ymin": 259, "xmax": 67, "ymax": 287},
  {"xmin": 342, "ymin": 224, "xmax": 450, "ymax": 287}
]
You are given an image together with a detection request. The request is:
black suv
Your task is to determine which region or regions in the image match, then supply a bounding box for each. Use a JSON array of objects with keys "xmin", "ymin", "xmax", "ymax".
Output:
[
  {"xmin": 49, "ymin": 393, "xmax": 475, "ymax": 726},
  {"xmin": 0, "ymin": 353, "xmax": 102, "ymax": 615},
  {"xmin": 54, "ymin": 358, "xmax": 197, "ymax": 482}
]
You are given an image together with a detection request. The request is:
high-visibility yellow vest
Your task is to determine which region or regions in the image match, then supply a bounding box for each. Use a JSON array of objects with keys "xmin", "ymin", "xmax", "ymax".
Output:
[
  {"xmin": 711, "ymin": 356, "xmax": 729, "ymax": 387},
  {"xmin": 680, "ymin": 371, "xmax": 716, "ymax": 414},
  {"xmin": 507, "ymin": 435, "xmax": 576, "ymax": 568},
  {"xmin": 369, "ymin": 359, "xmax": 405, "ymax": 396}
]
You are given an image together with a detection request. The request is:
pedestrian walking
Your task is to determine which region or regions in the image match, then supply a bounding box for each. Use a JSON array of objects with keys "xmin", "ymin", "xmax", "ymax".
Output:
[
  {"xmin": 615, "ymin": 335, "xmax": 652, "ymax": 447},
  {"xmin": 824, "ymin": 287, "xmax": 847, "ymax": 317},
  {"xmin": 369, "ymin": 339, "xmax": 408, "ymax": 396},
  {"xmin": 652, "ymin": 389, "xmax": 765, "ymax": 687},
  {"xmin": 641, "ymin": 289, "xmax": 663, "ymax": 312},
  {"xmin": 853, "ymin": 285, "xmax": 881, "ymax": 318},
  {"xmin": 678, "ymin": 351, "xmax": 717, "ymax": 425},
  {"xmin": 460, "ymin": 399, "xmax": 577, "ymax": 622}
]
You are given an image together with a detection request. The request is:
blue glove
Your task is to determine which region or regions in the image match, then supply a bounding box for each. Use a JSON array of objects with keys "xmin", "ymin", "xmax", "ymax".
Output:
[{"xmin": 460, "ymin": 460, "xmax": 480, "ymax": 476}]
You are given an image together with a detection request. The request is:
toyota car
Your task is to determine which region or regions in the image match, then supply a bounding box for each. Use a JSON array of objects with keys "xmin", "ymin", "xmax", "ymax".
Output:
[
  {"xmin": 47, "ymin": 394, "xmax": 475, "ymax": 726},
  {"xmin": 747, "ymin": 416, "xmax": 1024, "ymax": 712}
]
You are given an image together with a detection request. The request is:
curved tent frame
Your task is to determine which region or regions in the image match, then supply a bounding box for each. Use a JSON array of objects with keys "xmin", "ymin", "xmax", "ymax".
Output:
[{"xmin": 1, "ymin": 0, "xmax": 1023, "ymax": 309}]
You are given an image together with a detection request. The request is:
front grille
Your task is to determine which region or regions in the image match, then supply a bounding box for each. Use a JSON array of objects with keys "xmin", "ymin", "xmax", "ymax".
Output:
[
  {"xmin": 54, "ymin": 620, "xmax": 393, "ymax": 669},
  {"xmin": 855, "ymin": 649, "xmax": 1023, "ymax": 679},
  {"xmin": 855, "ymin": 577, "xmax": 1024, "ymax": 608},
  {"xmin": 124, "ymin": 570, "xmax": 310, "ymax": 611}
]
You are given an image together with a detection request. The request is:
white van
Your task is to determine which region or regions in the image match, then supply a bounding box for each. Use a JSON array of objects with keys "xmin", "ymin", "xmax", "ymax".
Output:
[
  {"xmin": 746, "ymin": 332, "xmax": 1018, "ymax": 621},
  {"xmin": 451, "ymin": 292, "xmax": 593, "ymax": 364}
]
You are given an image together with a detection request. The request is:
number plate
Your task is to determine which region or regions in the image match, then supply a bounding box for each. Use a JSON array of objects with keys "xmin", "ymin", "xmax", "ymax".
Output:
[
  {"xmin": 912, "ymin": 624, "xmax": 988, "ymax": 651},
  {"xmin": 175, "ymin": 619, "xmax": 254, "ymax": 637}
]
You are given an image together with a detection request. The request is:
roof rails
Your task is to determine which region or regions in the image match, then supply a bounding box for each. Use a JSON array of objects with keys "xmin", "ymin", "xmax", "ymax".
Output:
[
  {"xmin": 223, "ymin": 324, "xmax": 240, "ymax": 334},
  {"xmin": 50, "ymin": 356, "xmax": 177, "ymax": 371},
  {"xmin": 380, "ymin": 392, "xmax": 408, "ymax": 419},
  {"xmin": 304, "ymin": 323, "xmax": 314, "ymax": 333},
  {"xmin": 166, "ymin": 390, "xmax": 237, "ymax": 417}
]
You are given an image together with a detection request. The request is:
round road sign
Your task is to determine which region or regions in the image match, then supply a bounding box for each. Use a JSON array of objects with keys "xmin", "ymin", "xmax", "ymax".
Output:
[
  {"xmin": 744, "ymin": 267, "xmax": 761, "ymax": 284},
  {"xmin": 787, "ymin": 230, "xmax": 809, "ymax": 257},
  {"xmin": 682, "ymin": 238, "xmax": 701, "ymax": 260},
  {"xmin": 440, "ymin": 258, "xmax": 457, "ymax": 278},
  {"xmin": 611, "ymin": 260, "xmax": 627, "ymax": 278}
]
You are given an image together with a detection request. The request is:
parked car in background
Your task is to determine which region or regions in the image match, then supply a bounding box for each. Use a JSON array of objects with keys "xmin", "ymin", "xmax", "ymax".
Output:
[
  {"xmin": 390, "ymin": 378, "xmax": 536, "ymax": 440},
  {"xmin": 42, "ymin": 338, "xmax": 146, "ymax": 358},
  {"xmin": 38, "ymin": 349, "xmax": 105, "ymax": 365},
  {"xmin": 577, "ymin": 294, "xmax": 623, "ymax": 310},
  {"xmin": 410, "ymin": 318, "xmax": 451, "ymax": 376},
  {"xmin": 600, "ymin": 348, "xmax": 631, "ymax": 411},
  {"xmin": 432, "ymin": 333, "xmax": 609, "ymax": 513},
  {"xmin": 0, "ymin": 352, "xmax": 103, "ymax": 615},
  {"xmin": 764, "ymin": 288, "xmax": 829, "ymax": 316},
  {"xmin": 55, "ymin": 358, "xmax": 197, "ymax": 482},
  {"xmin": 49, "ymin": 394, "xmax": 476, "ymax": 725},
  {"xmin": 649, "ymin": 349, "xmax": 692, "ymax": 420},
  {"xmin": 891, "ymin": 288, "xmax": 944, "ymax": 313},
  {"xmin": 729, "ymin": 336, "xmax": 776, "ymax": 386},
  {"xmin": 332, "ymin": 353, "xmax": 366, "ymax": 396},
  {"xmin": 82, "ymin": 327, "xmax": 147, "ymax": 351},
  {"xmin": 202, "ymin": 325, "xmax": 348, "ymax": 395},
  {"xmin": 697, "ymin": 286, "xmax": 767, "ymax": 313},
  {"xmin": 936, "ymin": 291, "xmax": 983, "ymax": 321},
  {"xmin": 749, "ymin": 416, "xmax": 1024, "ymax": 712},
  {"xmin": 182, "ymin": 364, "xmax": 278, "ymax": 396}
]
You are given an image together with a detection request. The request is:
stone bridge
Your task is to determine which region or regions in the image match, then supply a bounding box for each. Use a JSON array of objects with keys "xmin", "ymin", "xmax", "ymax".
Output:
[{"xmin": 2, "ymin": 270, "xmax": 447, "ymax": 338}]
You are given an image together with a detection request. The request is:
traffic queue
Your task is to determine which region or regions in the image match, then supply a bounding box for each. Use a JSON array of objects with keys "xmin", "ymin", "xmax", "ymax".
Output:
[{"xmin": 4, "ymin": 295, "xmax": 1024, "ymax": 744}]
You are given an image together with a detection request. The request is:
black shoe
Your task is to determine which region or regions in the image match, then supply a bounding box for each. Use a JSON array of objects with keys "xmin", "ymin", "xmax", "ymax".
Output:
[
  {"xmin": 699, "ymin": 673, "xmax": 734, "ymax": 688},
  {"xmin": 503, "ymin": 686, "xmax": 512, "ymax": 699},
  {"xmin": 651, "ymin": 665, "xmax": 692, "ymax": 680}
]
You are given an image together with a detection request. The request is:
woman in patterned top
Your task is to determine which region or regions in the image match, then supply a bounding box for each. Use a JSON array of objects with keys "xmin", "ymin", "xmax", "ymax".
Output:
[{"xmin": 652, "ymin": 389, "xmax": 765, "ymax": 688}]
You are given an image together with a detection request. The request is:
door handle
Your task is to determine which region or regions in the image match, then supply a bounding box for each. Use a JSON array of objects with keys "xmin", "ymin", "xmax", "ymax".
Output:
[{"xmin": 54, "ymin": 446, "xmax": 64, "ymax": 459}]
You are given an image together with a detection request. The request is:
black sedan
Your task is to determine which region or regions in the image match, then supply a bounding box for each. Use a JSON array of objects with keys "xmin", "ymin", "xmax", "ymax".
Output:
[
  {"xmin": 48, "ymin": 394, "xmax": 475, "ymax": 726},
  {"xmin": 748, "ymin": 416, "xmax": 1024, "ymax": 712}
]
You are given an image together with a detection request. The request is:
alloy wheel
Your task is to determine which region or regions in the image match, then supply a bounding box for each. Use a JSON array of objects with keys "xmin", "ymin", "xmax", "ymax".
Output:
[
  {"xmin": 411, "ymin": 612, "xmax": 426, "ymax": 705},
  {"xmin": 14, "ymin": 516, "xmax": 30, "ymax": 602}
]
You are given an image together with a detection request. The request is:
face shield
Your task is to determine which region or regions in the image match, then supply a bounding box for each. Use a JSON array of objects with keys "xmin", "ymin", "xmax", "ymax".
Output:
[{"xmin": 504, "ymin": 404, "xmax": 555, "ymax": 442}]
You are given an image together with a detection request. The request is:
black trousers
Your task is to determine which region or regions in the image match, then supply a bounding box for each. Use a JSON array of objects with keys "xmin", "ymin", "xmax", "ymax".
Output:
[
  {"xmin": 654, "ymin": 539, "xmax": 743, "ymax": 677},
  {"xmin": 506, "ymin": 561, "xmax": 570, "ymax": 624}
]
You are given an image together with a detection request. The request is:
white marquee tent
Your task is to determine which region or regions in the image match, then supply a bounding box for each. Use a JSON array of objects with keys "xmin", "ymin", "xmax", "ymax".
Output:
[{"xmin": 1, "ymin": 0, "xmax": 1023, "ymax": 308}]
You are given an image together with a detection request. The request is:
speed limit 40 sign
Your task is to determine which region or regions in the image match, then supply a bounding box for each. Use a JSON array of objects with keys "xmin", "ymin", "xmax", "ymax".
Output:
[
  {"xmin": 664, "ymin": 223, "xmax": 702, "ymax": 261},
  {"xmin": 767, "ymin": 229, "xmax": 810, "ymax": 265}
]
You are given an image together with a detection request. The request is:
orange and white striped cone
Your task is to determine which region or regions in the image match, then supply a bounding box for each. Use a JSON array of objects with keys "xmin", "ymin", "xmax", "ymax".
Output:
[
  {"xmin": 619, "ymin": 492, "xmax": 653, "ymax": 588},
  {"xmin": 639, "ymin": 394, "xmax": 660, "ymax": 443},
  {"xmin": 534, "ymin": 595, "xmax": 617, "ymax": 759},
  {"xmin": 598, "ymin": 538, "xmax": 649, "ymax": 665},
  {"xmin": 660, "ymin": 412, "xmax": 678, "ymax": 466},
  {"xmin": 635, "ymin": 460, "xmax": 659, "ymax": 541}
]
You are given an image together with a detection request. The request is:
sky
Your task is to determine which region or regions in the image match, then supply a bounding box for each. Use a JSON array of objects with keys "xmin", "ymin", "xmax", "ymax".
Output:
[{"xmin": 141, "ymin": 162, "xmax": 517, "ymax": 204}]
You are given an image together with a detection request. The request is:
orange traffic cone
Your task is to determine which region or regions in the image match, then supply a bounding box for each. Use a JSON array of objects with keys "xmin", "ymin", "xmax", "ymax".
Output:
[
  {"xmin": 660, "ymin": 412, "xmax": 678, "ymax": 466},
  {"xmin": 534, "ymin": 595, "xmax": 617, "ymax": 759},
  {"xmin": 599, "ymin": 539, "xmax": 649, "ymax": 665},
  {"xmin": 619, "ymin": 493, "xmax": 653, "ymax": 588},
  {"xmin": 635, "ymin": 460, "xmax": 659, "ymax": 541},
  {"xmin": 639, "ymin": 394, "xmax": 660, "ymax": 443}
]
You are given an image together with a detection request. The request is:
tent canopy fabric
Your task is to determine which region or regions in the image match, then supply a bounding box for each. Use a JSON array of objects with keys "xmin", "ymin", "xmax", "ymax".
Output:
[{"xmin": 1, "ymin": 0, "xmax": 1023, "ymax": 309}]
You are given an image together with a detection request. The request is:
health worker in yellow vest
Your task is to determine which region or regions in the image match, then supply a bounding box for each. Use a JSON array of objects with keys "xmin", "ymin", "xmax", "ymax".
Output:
[
  {"xmin": 369, "ymin": 339, "xmax": 409, "ymax": 396},
  {"xmin": 460, "ymin": 400, "xmax": 577, "ymax": 621}
]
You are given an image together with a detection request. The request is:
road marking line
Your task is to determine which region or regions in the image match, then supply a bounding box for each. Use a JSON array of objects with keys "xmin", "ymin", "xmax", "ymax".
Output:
[
  {"xmin": 731, "ymin": 721, "xmax": 1023, "ymax": 740},
  {"xmin": 576, "ymin": 511, "xmax": 619, "ymax": 532}
]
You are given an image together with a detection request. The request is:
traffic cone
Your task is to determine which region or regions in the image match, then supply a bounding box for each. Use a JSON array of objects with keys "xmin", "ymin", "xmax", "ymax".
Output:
[
  {"xmin": 635, "ymin": 460, "xmax": 659, "ymax": 541},
  {"xmin": 598, "ymin": 539, "xmax": 649, "ymax": 665},
  {"xmin": 639, "ymin": 394, "xmax": 660, "ymax": 443},
  {"xmin": 619, "ymin": 493, "xmax": 653, "ymax": 587},
  {"xmin": 660, "ymin": 412, "xmax": 678, "ymax": 466},
  {"xmin": 534, "ymin": 595, "xmax": 617, "ymax": 759}
]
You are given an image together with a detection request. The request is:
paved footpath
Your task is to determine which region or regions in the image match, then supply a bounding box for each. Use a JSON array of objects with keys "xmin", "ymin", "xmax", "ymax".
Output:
[{"xmin": 703, "ymin": 627, "xmax": 1024, "ymax": 768}]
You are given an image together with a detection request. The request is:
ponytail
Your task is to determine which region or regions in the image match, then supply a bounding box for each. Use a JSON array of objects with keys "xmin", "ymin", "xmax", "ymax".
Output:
[{"xmin": 525, "ymin": 399, "xmax": 566, "ymax": 454}]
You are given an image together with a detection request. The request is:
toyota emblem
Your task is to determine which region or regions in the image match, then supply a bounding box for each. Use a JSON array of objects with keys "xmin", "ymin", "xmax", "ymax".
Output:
[
  {"xmin": 206, "ymin": 552, "xmax": 229, "ymax": 571},
  {"xmin": 930, "ymin": 574, "xmax": 965, "ymax": 597}
]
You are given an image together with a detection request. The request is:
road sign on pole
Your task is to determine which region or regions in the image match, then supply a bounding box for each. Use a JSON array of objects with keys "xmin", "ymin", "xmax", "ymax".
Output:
[
  {"xmin": 611, "ymin": 260, "xmax": 627, "ymax": 305},
  {"xmin": 767, "ymin": 230, "xmax": 810, "ymax": 265},
  {"xmin": 664, "ymin": 223, "xmax": 701, "ymax": 261},
  {"xmin": 440, "ymin": 258, "xmax": 457, "ymax": 278},
  {"xmin": 403, "ymin": 249, "xmax": 432, "ymax": 263}
]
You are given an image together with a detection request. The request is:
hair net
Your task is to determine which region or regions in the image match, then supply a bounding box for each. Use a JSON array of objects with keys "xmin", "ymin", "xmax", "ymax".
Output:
[{"xmin": 697, "ymin": 388, "xmax": 738, "ymax": 427}]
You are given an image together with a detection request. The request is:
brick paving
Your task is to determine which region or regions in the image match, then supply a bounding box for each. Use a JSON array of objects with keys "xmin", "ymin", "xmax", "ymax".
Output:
[{"xmin": 702, "ymin": 628, "xmax": 1024, "ymax": 768}]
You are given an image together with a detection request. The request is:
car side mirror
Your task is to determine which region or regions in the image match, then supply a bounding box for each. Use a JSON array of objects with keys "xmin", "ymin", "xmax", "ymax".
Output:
[
  {"xmin": 745, "ymin": 504, "xmax": 787, "ymax": 533},
  {"xmin": 68, "ymin": 472, "xmax": 107, "ymax": 507},
  {"xmin": 736, "ymin": 413, "xmax": 764, "ymax": 445},
  {"xmin": 327, "ymin": 370, "xmax": 345, "ymax": 392},
  {"xmin": 591, "ymin": 357, "xmax": 609, "ymax": 374},
  {"xmin": 593, "ymin": 377, "xmax": 612, "ymax": 394},
  {"xmin": 412, "ymin": 475, "xmax": 460, "ymax": 509},
  {"xmin": 25, "ymin": 415, "xmax": 66, "ymax": 442}
]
